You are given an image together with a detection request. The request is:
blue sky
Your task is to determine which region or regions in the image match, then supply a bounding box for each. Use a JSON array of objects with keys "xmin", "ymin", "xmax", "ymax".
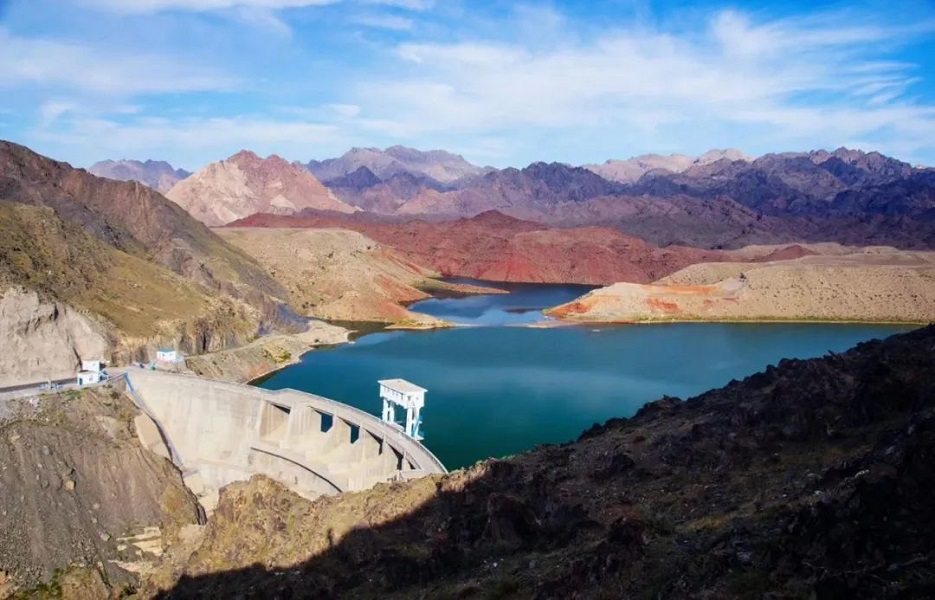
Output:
[{"xmin": 1, "ymin": 0, "xmax": 934, "ymax": 170}]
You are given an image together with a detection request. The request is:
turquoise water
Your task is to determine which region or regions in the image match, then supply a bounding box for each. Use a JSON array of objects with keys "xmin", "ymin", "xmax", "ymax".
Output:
[{"xmin": 258, "ymin": 284, "xmax": 914, "ymax": 470}]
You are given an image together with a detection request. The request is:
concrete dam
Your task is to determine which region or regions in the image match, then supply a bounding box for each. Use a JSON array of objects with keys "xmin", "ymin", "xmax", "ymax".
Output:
[{"xmin": 116, "ymin": 369, "xmax": 447, "ymax": 510}]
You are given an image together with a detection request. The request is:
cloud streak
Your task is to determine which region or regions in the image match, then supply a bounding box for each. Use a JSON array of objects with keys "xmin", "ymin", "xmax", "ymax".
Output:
[
  {"xmin": 345, "ymin": 7, "xmax": 935, "ymax": 163},
  {"xmin": 6, "ymin": 2, "xmax": 935, "ymax": 167},
  {"xmin": 80, "ymin": 0, "xmax": 340, "ymax": 13},
  {"xmin": 0, "ymin": 27, "xmax": 233, "ymax": 95}
]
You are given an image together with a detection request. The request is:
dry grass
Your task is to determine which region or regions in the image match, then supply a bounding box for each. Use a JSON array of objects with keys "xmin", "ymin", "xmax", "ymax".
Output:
[{"xmin": 0, "ymin": 201, "xmax": 216, "ymax": 337}]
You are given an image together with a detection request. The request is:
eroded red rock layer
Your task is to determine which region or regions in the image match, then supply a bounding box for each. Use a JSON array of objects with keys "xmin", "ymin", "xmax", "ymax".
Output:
[{"xmin": 230, "ymin": 210, "xmax": 729, "ymax": 285}]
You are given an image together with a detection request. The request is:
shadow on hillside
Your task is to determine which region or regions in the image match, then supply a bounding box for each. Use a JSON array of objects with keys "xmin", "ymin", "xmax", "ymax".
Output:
[
  {"xmin": 152, "ymin": 452, "xmax": 627, "ymax": 600},
  {"xmin": 152, "ymin": 326, "xmax": 935, "ymax": 599}
]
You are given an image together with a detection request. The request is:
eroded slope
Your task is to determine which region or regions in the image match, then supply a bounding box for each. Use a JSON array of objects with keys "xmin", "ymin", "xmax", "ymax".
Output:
[
  {"xmin": 218, "ymin": 227, "xmax": 485, "ymax": 325},
  {"xmin": 0, "ymin": 387, "xmax": 202, "ymax": 597}
]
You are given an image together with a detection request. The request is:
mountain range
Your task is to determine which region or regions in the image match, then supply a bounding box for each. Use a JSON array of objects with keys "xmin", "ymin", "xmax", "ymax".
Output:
[
  {"xmin": 88, "ymin": 158, "xmax": 190, "ymax": 193},
  {"xmin": 584, "ymin": 148, "xmax": 750, "ymax": 183},
  {"xmin": 88, "ymin": 145, "xmax": 934, "ymax": 250},
  {"xmin": 232, "ymin": 210, "xmax": 735, "ymax": 285},
  {"xmin": 305, "ymin": 145, "xmax": 492, "ymax": 185}
]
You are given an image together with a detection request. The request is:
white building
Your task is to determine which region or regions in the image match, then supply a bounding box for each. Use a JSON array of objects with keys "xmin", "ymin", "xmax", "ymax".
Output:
[
  {"xmin": 81, "ymin": 360, "xmax": 104, "ymax": 373},
  {"xmin": 77, "ymin": 370, "xmax": 103, "ymax": 386},
  {"xmin": 378, "ymin": 379, "xmax": 426, "ymax": 440},
  {"xmin": 156, "ymin": 349, "xmax": 179, "ymax": 362}
]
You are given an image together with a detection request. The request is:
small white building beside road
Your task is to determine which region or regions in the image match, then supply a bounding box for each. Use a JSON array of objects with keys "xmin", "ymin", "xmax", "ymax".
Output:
[
  {"xmin": 156, "ymin": 349, "xmax": 179, "ymax": 363},
  {"xmin": 77, "ymin": 371, "xmax": 103, "ymax": 386},
  {"xmin": 77, "ymin": 359, "xmax": 107, "ymax": 386}
]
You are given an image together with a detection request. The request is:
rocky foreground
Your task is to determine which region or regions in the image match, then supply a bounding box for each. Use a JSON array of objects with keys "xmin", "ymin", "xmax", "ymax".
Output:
[
  {"xmin": 547, "ymin": 249, "xmax": 935, "ymax": 324},
  {"xmin": 0, "ymin": 387, "xmax": 202, "ymax": 597},
  {"xmin": 138, "ymin": 326, "xmax": 935, "ymax": 599}
]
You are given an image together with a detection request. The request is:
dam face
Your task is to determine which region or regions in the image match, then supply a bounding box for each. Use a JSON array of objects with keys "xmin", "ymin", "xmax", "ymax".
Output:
[{"xmin": 117, "ymin": 370, "xmax": 446, "ymax": 510}]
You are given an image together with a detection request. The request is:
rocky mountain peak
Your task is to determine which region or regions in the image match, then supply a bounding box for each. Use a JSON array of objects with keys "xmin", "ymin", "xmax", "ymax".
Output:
[
  {"xmin": 167, "ymin": 150, "xmax": 356, "ymax": 226},
  {"xmin": 228, "ymin": 149, "xmax": 263, "ymax": 165}
]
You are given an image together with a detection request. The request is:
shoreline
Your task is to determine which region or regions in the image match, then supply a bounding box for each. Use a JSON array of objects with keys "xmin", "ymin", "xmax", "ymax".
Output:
[
  {"xmin": 243, "ymin": 331, "xmax": 351, "ymax": 386},
  {"xmin": 544, "ymin": 315, "xmax": 930, "ymax": 327}
]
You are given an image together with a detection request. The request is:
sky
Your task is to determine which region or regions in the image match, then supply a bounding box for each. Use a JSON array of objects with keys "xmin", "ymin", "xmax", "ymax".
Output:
[{"xmin": 1, "ymin": 0, "xmax": 935, "ymax": 170}]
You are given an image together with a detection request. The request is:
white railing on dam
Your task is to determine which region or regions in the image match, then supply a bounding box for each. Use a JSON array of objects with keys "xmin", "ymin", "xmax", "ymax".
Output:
[{"xmin": 115, "ymin": 368, "xmax": 446, "ymax": 508}]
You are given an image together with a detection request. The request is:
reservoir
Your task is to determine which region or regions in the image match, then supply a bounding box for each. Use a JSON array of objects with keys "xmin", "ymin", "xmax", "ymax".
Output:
[{"xmin": 257, "ymin": 282, "xmax": 914, "ymax": 470}]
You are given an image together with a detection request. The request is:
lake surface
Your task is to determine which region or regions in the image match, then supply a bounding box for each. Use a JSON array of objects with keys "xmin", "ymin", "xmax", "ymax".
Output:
[
  {"xmin": 258, "ymin": 282, "xmax": 914, "ymax": 470},
  {"xmin": 410, "ymin": 278, "xmax": 595, "ymax": 326}
]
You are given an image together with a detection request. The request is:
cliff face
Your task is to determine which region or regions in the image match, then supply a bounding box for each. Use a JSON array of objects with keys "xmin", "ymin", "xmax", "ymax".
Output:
[
  {"xmin": 0, "ymin": 201, "xmax": 271, "ymax": 379},
  {"xmin": 0, "ymin": 287, "xmax": 109, "ymax": 386},
  {"xmin": 143, "ymin": 326, "xmax": 935, "ymax": 599},
  {"xmin": 0, "ymin": 142, "xmax": 310, "ymax": 383},
  {"xmin": 0, "ymin": 387, "xmax": 202, "ymax": 597}
]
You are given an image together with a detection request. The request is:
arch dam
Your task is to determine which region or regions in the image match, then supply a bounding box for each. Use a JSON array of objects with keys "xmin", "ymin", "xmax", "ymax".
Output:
[{"xmin": 113, "ymin": 369, "xmax": 447, "ymax": 511}]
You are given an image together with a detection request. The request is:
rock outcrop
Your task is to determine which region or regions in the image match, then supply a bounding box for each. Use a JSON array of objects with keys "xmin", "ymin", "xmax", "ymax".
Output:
[
  {"xmin": 141, "ymin": 326, "xmax": 935, "ymax": 599},
  {"xmin": 0, "ymin": 386, "xmax": 202, "ymax": 596},
  {"xmin": 0, "ymin": 287, "xmax": 109, "ymax": 387},
  {"xmin": 167, "ymin": 151, "xmax": 356, "ymax": 226}
]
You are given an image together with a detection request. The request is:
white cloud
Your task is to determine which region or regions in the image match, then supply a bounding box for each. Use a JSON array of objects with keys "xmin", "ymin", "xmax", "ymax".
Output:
[
  {"xmin": 362, "ymin": 0, "xmax": 433, "ymax": 10},
  {"xmin": 80, "ymin": 0, "xmax": 339, "ymax": 13},
  {"xmin": 326, "ymin": 103, "xmax": 363, "ymax": 118},
  {"xmin": 37, "ymin": 100, "xmax": 78, "ymax": 127},
  {"xmin": 354, "ymin": 14, "xmax": 414, "ymax": 30},
  {"xmin": 0, "ymin": 28, "xmax": 232, "ymax": 95},
  {"xmin": 348, "ymin": 7, "xmax": 935, "ymax": 163},
  {"xmin": 33, "ymin": 114, "xmax": 343, "ymax": 169}
]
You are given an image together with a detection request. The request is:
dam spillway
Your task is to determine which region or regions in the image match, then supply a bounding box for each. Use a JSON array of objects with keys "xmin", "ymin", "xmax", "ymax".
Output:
[{"xmin": 116, "ymin": 369, "xmax": 446, "ymax": 510}]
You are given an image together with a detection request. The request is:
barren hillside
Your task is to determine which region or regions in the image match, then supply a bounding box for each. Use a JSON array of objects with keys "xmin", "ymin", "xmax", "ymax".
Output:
[
  {"xmin": 547, "ymin": 250, "xmax": 935, "ymax": 324},
  {"xmin": 217, "ymin": 228, "xmax": 493, "ymax": 325},
  {"xmin": 231, "ymin": 211, "xmax": 732, "ymax": 285}
]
